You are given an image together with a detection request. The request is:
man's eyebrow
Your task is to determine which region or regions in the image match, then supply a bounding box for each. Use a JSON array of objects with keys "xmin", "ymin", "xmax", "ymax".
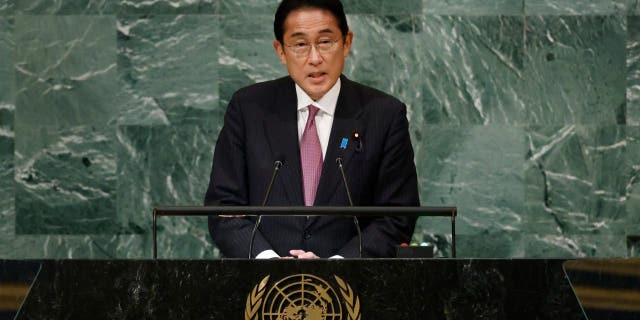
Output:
[
  {"xmin": 288, "ymin": 29, "xmax": 336, "ymax": 38},
  {"xmin": 289, "ymin": 31, "xmax": 307, "ymax": 38}
]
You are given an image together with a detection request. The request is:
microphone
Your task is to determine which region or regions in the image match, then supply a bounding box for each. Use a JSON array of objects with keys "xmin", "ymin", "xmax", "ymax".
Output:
[
  {"xmin": 336, "ymin": 157, "xmax": 362, "ymax": 258},
  {"xmin": 248, "ymin": 159, "xmax": 283, "ymax": 258},
  {"xmin": 262, "ymin": 160, "xmax": 283, "ymax": 206}
]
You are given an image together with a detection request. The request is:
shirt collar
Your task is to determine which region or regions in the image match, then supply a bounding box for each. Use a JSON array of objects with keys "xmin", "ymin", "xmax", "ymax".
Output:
[{"xmin": 295, "ymin": 78, "xmax": 341, "ymax": 116}]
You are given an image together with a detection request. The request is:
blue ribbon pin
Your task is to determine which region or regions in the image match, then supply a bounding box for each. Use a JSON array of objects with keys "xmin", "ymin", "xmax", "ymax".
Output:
[{"xmin": 340, "ymin": 138, "xmax": 348, "ymax": 149}]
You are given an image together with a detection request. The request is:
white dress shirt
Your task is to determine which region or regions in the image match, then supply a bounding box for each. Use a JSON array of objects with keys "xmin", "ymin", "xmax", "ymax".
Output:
[
  {"xmin": 295, "ymin": 78, "xmax": 340, "ymax": 158},
  {"xmin": 256, "ymin": 79, "xmax": 343, "ymax": 260}
]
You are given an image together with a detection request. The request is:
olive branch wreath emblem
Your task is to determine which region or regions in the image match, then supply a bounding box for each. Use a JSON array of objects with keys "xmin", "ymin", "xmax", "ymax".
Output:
[
  {"xmin": 244, "ymin": 274, "xmax": 361, "ymax": 320},
  {"xmin": 335, "ymin": 276, "xmax": 361, "ymax": 320},
  {"xmin": 245, "ymin": 275, "xmax": 269, "ymax": 320}
]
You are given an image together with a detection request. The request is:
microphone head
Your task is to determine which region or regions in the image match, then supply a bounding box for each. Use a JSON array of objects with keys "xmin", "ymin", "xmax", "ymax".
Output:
[
  {"xmin": 336, "ymin": 157, "xmax": 343, "ymax": 165},
  {"xmin": 274, "ymin": 154, "xmax": 285, "ymax": 168}
]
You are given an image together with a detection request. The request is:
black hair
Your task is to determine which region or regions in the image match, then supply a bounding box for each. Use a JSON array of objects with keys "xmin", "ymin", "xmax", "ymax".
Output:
[{"xmin": 274, "ymin": 0, "xmax": 349, "ymax": 44}]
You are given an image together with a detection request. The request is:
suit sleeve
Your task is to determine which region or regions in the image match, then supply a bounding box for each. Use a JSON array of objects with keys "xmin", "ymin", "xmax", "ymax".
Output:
[
  {"xmin": 337, "ymin": 103, "xmax": 419, "ymax": 258},
  {"xmin": 204, "ymin": 94, "xmax": 275, "ymax": 258}
]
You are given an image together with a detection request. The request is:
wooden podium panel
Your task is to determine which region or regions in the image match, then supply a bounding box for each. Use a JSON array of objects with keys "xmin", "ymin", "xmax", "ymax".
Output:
[{"xmin": 15, "ymin": 259, "xmax": 584, "ymax": 319}]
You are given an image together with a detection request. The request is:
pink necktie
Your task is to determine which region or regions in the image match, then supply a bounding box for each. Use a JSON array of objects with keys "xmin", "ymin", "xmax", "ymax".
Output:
[{"xmin": 300, "ymin": 105, "xmax": 323, "ymax": 206}]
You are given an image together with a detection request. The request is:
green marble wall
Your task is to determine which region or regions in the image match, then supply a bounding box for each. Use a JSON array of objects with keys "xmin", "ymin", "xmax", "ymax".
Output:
[{"xmin": 0, "ymin": 0, "xmax": 638, "ymax": 259}]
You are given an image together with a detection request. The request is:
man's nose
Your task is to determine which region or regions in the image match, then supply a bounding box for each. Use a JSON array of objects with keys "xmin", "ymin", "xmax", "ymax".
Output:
[{"xmin": 307, "ymin": 45, "xmax": 323, "ymax": 65}]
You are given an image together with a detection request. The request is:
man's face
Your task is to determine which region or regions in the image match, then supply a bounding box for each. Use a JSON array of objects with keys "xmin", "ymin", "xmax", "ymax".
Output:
[{"xmin": 274, "ymin": 8, "xmax": 353, "ymax": 101}]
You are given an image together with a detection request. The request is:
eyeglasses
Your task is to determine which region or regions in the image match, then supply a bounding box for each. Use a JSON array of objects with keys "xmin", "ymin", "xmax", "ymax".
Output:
[{"xmin": 285, "ymin": 38, "xmax": 342, "ymax": 57}]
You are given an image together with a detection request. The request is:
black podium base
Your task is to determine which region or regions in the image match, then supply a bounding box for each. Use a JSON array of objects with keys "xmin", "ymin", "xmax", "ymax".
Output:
[{"xmin": 15, "ymin": 259, "xmax": 584, "ymax": 319}]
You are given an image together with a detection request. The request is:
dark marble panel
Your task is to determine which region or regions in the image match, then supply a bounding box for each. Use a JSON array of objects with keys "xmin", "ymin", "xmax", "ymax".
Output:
[
  {"xmin": 116, "ymin": 124, "xmax": 217, "ymax": 217},
  {"xmin": 0, "ymin": 234, "xmax": 150, "ymax": 259},
  {"xmin": 0, "ymin": 136, "xmax": 12, "ymax": 256},
  {"xmin": 116, "ymin": 124, "xmax": 217, "ymax": 257},
  {"xmin": 16, "ymin": 260, "xmax": 584, "ymax": 319},
  {"xmin": 14, "ymin": 125, "xmax": 118, "ymax": 235},
  {"xmin": 116, "ymin": 15, "xmax": 220, "ymax": 126},
  {"xmin": 347, "ymin": 15, "xmax": 526, "ymax": 125},
  {"xmin": 218, "ymin": 14, "xmax": 286, "ymax": 106},
  {"xmin": 424, "ymin": 0, "xmax": 524, "ymax": 15},
  {"xmin": 14, "ymin": 15, "xmax": 118, "ymax": 127},
  {"xmin": 343, "ymin": 0, "xmax": 422, "ymax": 14},
  {"xmin": 628, "ymin": 15, "xmax": 640, "ymax": 125},
  {"xmin": 626, "ymin": 127, "xmax": 640, "ymax": 246},
  {"xmin": 8, "ymin": 228, "xmax": 212, "ymax": 259},
  {"xmin": 2, "ymin": 232, "xmax": 206, "ymax": 260},
  {"xmin": 414, "ymin": 125, "xmax": 525, "ymax": 235},
  {"xmin": 522, "ymin": 15, "xmax": 626, "ymax": 125},
  {"xmin": 115, "ymin": 125, "xmax": 151, "ymax": 235},
  {"xmin": 219, "ymin": 0, "xmax": 422, "ymax": 15},
  {"xmin": 0, "ymin": 0, "xmax": 14, "ymax": 14},
  {"xmin": 13, "ymin": 0, "xmax": 113, "ymax": 14},
  {"xmin": 629, "ymin": 235, "xmax": 640, "ymax": 257},
  {"xmin": 154, "ymin": 222, "xmax": 217, "ymax": 259},
  {"xmin": 411, "ymin": 233, "xmax": 629, "ymax": 259},
  {"xmin": 0, "ymin": 117, "xmax": 13, "ymax": 155},
  {"xmin": 147, "ymin": 125, "xmax": 217, "ymax": 206},
  {"xmin": 525, "ymin": 234, "xmax": 628, "ymax": 257},
  {"xmin": 454, "ymin": 232, "xmax": 526, "ymax": 258},
  {"xmin": 0, "ymin": 16, "xmax": 13, "ymax": 154},
  {"xmin": 0, "ymin": 17, "xmax": 13, "ymax": 100},
  {"xmin": 219, "ymin": 0, "xmax": 278, "ymax": 15},
  {"xmin": 525, "ymin": 0, "xmax": 626, "ymax": 14},
  {"xmin": 524, "ymin": 126, "xmax": 639, "ymax": 236},
  {"xmin": 0, "ymin": 156, "xmax": 13, "ymax": 255},
  {"xmin": 115, "ymin": 0, "xmax": 217, "ymax": 14},
  {"xmin": 630, "ymin": 0, "xmax": 640, "ymax": 14},
  {"xmin": 0, "ymin": 16, "xmax": 15, "ymax": 260}
]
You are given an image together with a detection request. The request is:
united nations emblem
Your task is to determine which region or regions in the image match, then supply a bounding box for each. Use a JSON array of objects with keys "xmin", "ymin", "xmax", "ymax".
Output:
[{"xmin": 245, "ymin": 274, "xmax": 361, "ymax": 320}]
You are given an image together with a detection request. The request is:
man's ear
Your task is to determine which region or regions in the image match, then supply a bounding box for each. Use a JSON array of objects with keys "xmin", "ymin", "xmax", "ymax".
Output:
[
  {"xmin": 343, "ymin": 31, "xmax": 354, "ymax": 58},
  {"xmin": 273, "ymin": 39, "xmax": 287, "ymax": 65}
]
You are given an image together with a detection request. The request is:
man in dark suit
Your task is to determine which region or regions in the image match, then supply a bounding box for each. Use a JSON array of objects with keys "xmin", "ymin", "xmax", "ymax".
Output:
[{"xmin": 205, "ymin": 0, "xmax": 419, "ymax": 259}]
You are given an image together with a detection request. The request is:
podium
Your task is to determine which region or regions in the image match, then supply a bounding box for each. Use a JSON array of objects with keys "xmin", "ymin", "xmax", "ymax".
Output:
[{"xmin": 15, "ymin": 259, "xmax": 584, "ymax": 319}]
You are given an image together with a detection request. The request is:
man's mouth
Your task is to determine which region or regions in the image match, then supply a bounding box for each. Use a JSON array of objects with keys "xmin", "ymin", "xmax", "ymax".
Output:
[
  {"xmin": 308, "ymin": 72, "xmax": 327, "ymax": 83},
  {"xmin": 309, "ymin": 72, "xmax": 326, "ymax": 79}
]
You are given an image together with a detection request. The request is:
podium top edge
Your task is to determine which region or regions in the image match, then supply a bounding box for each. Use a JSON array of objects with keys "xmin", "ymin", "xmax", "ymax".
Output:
[{"xmin": 153, "ymin": 206, "xmax": 457, "ymax": 217}]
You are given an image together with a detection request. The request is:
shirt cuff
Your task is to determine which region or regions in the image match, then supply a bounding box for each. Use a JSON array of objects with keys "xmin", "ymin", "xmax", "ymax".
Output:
[
  {"xmin": 255, "ymin": 250, "xmax": 280, "ymax": 259},
  {"xmin": 329, "ymin": 255, "xmax": 344, "ymax": 259}
]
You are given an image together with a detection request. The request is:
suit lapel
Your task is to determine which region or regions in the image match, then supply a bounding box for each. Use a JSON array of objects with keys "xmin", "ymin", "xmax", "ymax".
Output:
[
  {"xmin": 263, "ymin": 77, "xmax": 304, "ymax": 205},
  {"xmin": 313, "ymin": 76, "xmax": 364, "ymax": 207}
]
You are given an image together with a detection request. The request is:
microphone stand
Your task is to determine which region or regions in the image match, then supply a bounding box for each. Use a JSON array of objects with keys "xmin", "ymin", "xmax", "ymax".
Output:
[
  {"xmin": 337, "ymin": 157, "xmax": 363, "ymax": 258},
  {"xmin": 248, "ymin": 160, "xmax": 282, "ymax": 259}
]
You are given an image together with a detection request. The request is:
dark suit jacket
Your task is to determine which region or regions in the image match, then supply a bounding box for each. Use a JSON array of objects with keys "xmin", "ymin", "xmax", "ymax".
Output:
[{"xmin": 205, "ymin": 75, "xmax": 419, "ymax": 258}]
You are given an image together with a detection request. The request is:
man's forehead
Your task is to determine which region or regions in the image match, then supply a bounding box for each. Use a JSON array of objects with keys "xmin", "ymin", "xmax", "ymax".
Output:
[{"xmin": 282, "ymin": 8, "xmax": 340, "ymax": 37}]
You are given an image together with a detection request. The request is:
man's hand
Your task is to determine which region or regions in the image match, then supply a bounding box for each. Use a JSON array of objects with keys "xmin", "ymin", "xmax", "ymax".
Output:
[{"xmin": 289, "ymin": 250, "xmax": 320, "ymax": 259}]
